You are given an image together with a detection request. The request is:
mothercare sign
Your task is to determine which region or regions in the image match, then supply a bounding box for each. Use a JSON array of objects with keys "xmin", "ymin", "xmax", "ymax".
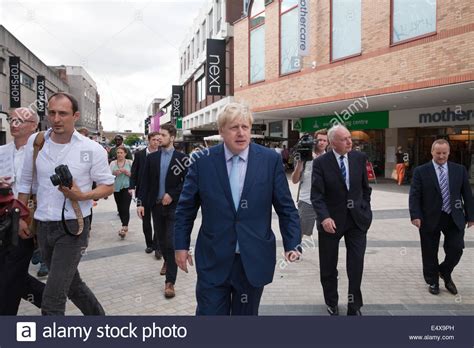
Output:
[{"xmin": 390, "ymin": 104, "xmax": 474, "ymax": 128}]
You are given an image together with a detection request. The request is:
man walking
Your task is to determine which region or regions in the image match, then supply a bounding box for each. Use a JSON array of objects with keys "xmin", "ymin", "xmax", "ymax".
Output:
[
  {"xmin": 175, "ymin": 102, "xmax": 301, "ymax": 315},
  {"xmin": 137, "ymin": 124, "xmax": 187, "ymax": 298},
  {"xmin": 409, "ymin": 139, "xmax": 474, "ymax": 295},
  {"xmin": 311, "ymin": 125, "xmax": 372, "ymax": 316},
  {"xmin": 18, "ymin": 92, "xmax": 114, "ymax": 315},
  {"xmin": 130, "ymin": 131, "xmax": 162, "ymax": 258}
]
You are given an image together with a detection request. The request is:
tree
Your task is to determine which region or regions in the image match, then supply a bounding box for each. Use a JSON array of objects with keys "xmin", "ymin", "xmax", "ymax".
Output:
[{"xmin": 124, "ymin": 135, "xmax": 140, "ymax": 146}]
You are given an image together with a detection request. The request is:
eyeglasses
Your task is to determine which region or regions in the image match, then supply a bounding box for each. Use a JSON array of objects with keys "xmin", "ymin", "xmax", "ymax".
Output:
[{"xmin": 7, "ymin": 117, "xmax": 36, "ymax": 126}]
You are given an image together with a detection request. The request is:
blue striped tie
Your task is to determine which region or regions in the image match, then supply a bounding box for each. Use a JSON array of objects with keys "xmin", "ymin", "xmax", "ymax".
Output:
[
  {"xmin": 438, "ymin": 165, "xmax": 451, "ymax": 214},
  {"xmin": 339, "ymin": 155, "xmax": 347, "ymax": 189},
  {"xmin": 230, "ymin": 155, "xmax": 240, "ymax": 253}
]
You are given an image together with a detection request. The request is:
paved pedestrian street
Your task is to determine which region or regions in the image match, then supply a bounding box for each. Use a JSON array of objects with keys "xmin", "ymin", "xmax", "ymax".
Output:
[{"xmin": 19, "ymin": 178, "xmax": 474, "ymax": 316}]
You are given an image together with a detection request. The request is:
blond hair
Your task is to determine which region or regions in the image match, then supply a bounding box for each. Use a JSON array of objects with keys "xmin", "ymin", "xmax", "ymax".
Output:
[{"xmin": 217, "ymin": 102, "xmax": 253, "ymax": 130}]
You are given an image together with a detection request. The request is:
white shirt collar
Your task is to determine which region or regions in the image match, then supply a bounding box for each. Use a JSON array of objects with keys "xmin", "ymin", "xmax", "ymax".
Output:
[
  {"xmin": 44, "ymin": 128, "xmax": 83, "ymax": 143},
  {"xmin": 432, "ymin": 160, "xmax": 448, "ymax": 170},
  {"xmin": 224, "ymin": 143, "xmax": 249, "ymax": 162},
  {"xmin": 332, "ymin": 149, "xmax": 347, "ymax": 160}
]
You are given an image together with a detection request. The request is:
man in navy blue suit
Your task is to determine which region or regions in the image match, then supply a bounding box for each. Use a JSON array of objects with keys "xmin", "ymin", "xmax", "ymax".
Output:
[
  {"xmin": 174, "ymin": 102, "xmax": 301, "ymax": 315},
  {"xmin": 409, "ymin": 139, "xmax": 474, "ymax": 296}
]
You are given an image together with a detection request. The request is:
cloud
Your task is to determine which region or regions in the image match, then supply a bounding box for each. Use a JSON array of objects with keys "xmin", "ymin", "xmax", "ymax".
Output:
[{"xmin": 1, "ymin": 0, "xmax": 204, "ymax": 132}]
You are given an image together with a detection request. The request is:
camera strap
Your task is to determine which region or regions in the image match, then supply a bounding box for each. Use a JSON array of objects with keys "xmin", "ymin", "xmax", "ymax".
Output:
[{"xmin": 61, "ymin": 198, "xmax": 85, "ymax": 236}]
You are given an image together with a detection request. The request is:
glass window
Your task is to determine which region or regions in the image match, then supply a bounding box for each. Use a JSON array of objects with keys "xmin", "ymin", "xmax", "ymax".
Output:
[
  {"xmin": 332, "ymin": 0, "xmax": 361, "ymax": 60},
  {"xmin": 216, "ymin": 0, "xmax": 222, "ymax": 32},
  {"xmin": 209, "ymin": 9, "xmax": 214, "ymax": 37},
  {"xmin": 281, "ymin": 0, "xmax": 298, "ymax": 12},
  {"xmin": 280, "ymin": 4, "xmax": 299, "ymax": 74},
  {"xmin": 250, "ymin": 0, "xmax": 265, "ymax": 28},
  {"xmin": 191, "ymin": 39, "xmax": 195, "ymax": 60},
  {"xmin": 20, "ymin": 72, "xmax": 34, "ymax": 89},
  {"xmin": 196, "ymin": 76, "xmax": 206, "ymax": 102},
  {"xmin": 202, "ymin": 22, "xmax": 206, "ymax": 49},
  {"xmin": 392, "ymin": 0, "xmax": 436, "ymax": 43},
  {"xmin": 196, "ymin": 31, "xmax": 200, "ymax": 56},
  {"xmin": 250, "ymin": 25, "xmax": 265, "ymax": 83},
  {"xmin": 0, "ymin": 58, "xmax": 4, "ymax": 74}
]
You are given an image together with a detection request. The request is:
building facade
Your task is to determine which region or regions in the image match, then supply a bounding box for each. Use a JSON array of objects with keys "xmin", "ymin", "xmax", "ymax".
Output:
[{"xmin": 233, "ymin": 0, "xmax": 474, "ymax": 179}]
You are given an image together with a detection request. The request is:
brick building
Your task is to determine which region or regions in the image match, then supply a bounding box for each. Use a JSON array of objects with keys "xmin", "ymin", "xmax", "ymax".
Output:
[{"xmin": 233, "ymin": 0, "xmax": 474, "ymax": 179}]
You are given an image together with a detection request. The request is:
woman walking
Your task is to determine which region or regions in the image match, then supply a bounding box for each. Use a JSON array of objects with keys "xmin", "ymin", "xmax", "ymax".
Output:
[{"xmin": 110, "ymin": 145, "xmax": 133, "ymax": 239}]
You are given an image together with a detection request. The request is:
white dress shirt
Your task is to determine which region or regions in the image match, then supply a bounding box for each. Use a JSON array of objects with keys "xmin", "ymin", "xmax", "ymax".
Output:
[
  {"xmin": 224, "ymin": 144, "xmax": 249, "ymax": 200},
  {"xmin": 333, "ymin": 149, "xmax": 350, "ymax": 190},
  {"xmin": 432, "ymin": 160, "xmax": 449, "ymax": 187},
  {"xmin": 17, "ymin": 129, "xmax": 115, "ymax": 221},
  {"xmin": 0, "ymin": 142, "xmax": 26, "ymax": 197}
]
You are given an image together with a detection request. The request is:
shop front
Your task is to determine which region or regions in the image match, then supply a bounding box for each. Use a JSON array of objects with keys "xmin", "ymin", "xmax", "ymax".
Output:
[{"xmin": 298, "ymin": 111, "xmax": 389, "ymax": 176}]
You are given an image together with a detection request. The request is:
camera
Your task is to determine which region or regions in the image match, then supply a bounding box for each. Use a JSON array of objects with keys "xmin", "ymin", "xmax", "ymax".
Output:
[
  {"xmin": 50, "ymin": 165, "xmax": 73, "ymax": 189},
  {"xmin": 292, "ymin": 134, "xmax": 316, "ymax": 162}
]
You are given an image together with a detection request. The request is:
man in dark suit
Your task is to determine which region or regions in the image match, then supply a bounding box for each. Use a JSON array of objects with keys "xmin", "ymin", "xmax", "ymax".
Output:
[
  {"xmin": 130, "ymin": 131, "xmax": 162, "ymax": 258},
  {"xmin": 311, "ymin": 125, "xmax": 372, "ymax": 316},
  {"xmin": 137, "ymin": 124, "xmax": 188, "ymax": 299},
  {"xmin": 409, "ymin": 139, "xmax": 474, "ymax": 295},
  {"xmin": 174, "ymin": 103, "xmax": 301, "ymax": 316}
]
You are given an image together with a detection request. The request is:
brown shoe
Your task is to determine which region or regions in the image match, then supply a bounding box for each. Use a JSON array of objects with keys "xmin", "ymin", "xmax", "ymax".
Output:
[
  {"xmin": 164, "ymin": 282, "xmax": 175, "ymax": 298},
  {"xmin": 160, "ymin": 262, "xmax": 167, "ymax": 276}
]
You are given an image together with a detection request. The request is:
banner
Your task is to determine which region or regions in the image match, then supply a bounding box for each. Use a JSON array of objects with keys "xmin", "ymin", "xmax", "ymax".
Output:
[
  {"xmin": 36, "ymin": 76, "xmax": 46, "ymax": 120},
  {"xmin": 171, "ymin": 85, "xmax": 183, "ymax": 129},
  {"xmin": 298, "ymin": 0, "xmax": 310, "ymax": 56},
  {"xmin": 206, "ymin": 39, "xmax": 226, "ymax": 96},
  {"xmin": 9, "ymin": 56, "xmax": 21, "ymax": 108}
]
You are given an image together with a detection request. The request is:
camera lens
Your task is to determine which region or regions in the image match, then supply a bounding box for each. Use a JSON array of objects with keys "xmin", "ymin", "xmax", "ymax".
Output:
[{"xmin": 50, "ymin": 174, "xmax": 61, "ymax": 187}]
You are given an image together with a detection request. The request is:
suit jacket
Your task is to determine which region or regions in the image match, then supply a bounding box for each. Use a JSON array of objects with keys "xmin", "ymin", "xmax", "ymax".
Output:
[
  {"xmin": 311, "ymin": 150, "xmax": 372, "ymax": 233},
  {"xmin": 409, "ymin": 161, "xmax": 474, "ymax": 232},
  {"xmin": 174, "ymin": 143, "xmax": 301, "ymax": 288},
  {"xmin": 137, "ymin": 149, "xmax": 188, "ymax": 209},
  {"xmin": 130, "ymin": 148, "xmax": 147, "ymax": 192}
]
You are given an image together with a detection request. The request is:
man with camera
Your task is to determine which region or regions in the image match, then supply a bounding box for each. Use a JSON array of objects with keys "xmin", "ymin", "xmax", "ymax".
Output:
[
  {"xmin": 0, "ymin": 107, "xmax": 45, "ymax": 315},
  {"xmin": 291, "ymin": 129, "xmax": 328, "ymax": 237},
  {"xmin": 17, "ymin": 92, "xmax": 114, "ymax": 315}
]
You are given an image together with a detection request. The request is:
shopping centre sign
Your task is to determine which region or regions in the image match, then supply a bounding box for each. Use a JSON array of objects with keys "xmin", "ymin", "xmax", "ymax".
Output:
[
  {"xmin": 390, "ymin": 104, "xmax": 474, "ymax": 128},
  {"xmin": 299, "ymin": 111, "xmax": 389, "ymax": 132}
]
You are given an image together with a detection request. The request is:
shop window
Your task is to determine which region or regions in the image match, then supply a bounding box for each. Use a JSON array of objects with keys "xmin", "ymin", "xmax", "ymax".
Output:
[
  {"xmin": 249, "ymin": 0, "xmax": 266, "ymax": 83},
  {"xmin": 209, "ymin": 9, "xmax": 214, "ymax": 38},
  {"xmin": 392, "ymin": 0, "xmax": 436, "ymax": 44},
  {"xmin": 280, "ymin": 0, "xmax": 299, "ymax": 75},
  {"xmin": 0, "ymin": 58, "xmax": 5, "ymax": 74},
  {"xmin": 20, "ymin": 72, "xmax": 34, "ymax": 89},
  {"xmin": 331, "ymin": 0, "xmax": 361, "ymax": 61},
  {"xmin": 196, "ymin": 76, "xmax": 206, "ymax": 103}
]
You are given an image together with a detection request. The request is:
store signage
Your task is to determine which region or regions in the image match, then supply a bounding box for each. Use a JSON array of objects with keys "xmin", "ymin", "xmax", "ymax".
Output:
[
  {"xmin": 9, "ymin": 56, "xmax": 21, "ymax": 108},
  {"xmin": 390, "ymin": 104, "xmax": 474, "ymax": 128},
  {"xmin": 171, "ymin": 85, "xmax": 183, "ymax": 129},
  {"xmin": 36, "ymin": 76, "xmax": 46, "ymax": 119},
  {"xmin": 298, "ymin": 0, "xmax": 310, "ymax": 56},
  {"xmin": 300, "ymin": 111, "xmax": 389, "ymax": 132},
  {"xmin": 206, "ymin": 39, "xmax": 226, "ymax": 96}
]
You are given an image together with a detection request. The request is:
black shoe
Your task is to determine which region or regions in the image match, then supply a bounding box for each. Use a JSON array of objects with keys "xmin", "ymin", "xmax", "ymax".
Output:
[
  {"xmin": 155, "ymin": 250, "xmax": 163, "ymax": 260},
  {"xmin": 429, "ymin": 284, "xmax": 440, "ymax": 295},
  {"xmin": 145, "ymin": 247, "xmax": 153, "ymax": 254},
  {"xmin": 327, "ymin": 305, "xmax": 339, "ymax": 316},
  {"xmin": 439, "ymin": 273, "xmax": 458, "ymax": 295},
  {"xmin": 347, "ymin": 308, "xmax": 362, "ymax": 316}
]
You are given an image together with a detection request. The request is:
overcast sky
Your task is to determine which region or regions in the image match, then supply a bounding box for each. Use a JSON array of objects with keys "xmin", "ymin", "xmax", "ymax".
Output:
[{"xmin": 0, "ymin": 0, "xmax": 205, "ymax": 132}]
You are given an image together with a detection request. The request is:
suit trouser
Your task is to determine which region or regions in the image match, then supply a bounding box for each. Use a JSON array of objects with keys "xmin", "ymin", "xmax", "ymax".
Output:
[
  {"xmin": 419, "ymin": 212, "xmax": 464, "ymax": 285},
  {"xmin": 0, "ymin": 238, "xmax": 44, "ymax": 315},
  {"xmin": 151, "ymin": 203, "xmax": 177, "ymax": 284},
  {"xmin": 196, "ymin": 254, "xmax": 264, "ymax": 316},
  {"xmin": 318, "ymin": 214, "xmax": 367, "ymax": 311},
  {"xmin": 37, "ymin": 219, "xmax": 104, "ymax": 315},
  {"xmin": 142, "ymin": 205, "xmax": 160, "ymax": 251}
]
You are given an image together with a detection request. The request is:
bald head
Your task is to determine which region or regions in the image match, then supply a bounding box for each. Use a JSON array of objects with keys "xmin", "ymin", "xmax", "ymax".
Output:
[
  {"xmin": 11, "ymin": 107, "xmax": 39, "ymax": 125},
  {"xmin": 9, "ymin": 107, "xmax": 39, "ymax": 142}
]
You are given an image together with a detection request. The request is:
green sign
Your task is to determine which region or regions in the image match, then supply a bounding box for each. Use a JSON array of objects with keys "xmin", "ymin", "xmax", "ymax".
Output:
[
  {"xmin": 293, "ymin": 119, "xmax": 302, "ymax": 131},
  {"xmin": 176, "ymin": 117, "xmax": 182, "ymax": 130},
  {"xmin": 301, "ymin": 111, "xmax": 389, "ymax": 132}
]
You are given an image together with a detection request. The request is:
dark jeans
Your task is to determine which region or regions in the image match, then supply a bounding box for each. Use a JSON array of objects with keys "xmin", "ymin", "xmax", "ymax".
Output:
[
  {"xmin": 419, "ymin": 212, "xmax": 464, "ymax": 285},
  {"xmin": 196, "ymin": 254, "xmax": 264, "ymax": 316},
  {"xmin": 318, "ymin": 213, "xmax": 367, "ymax": 312},
  {"xmin": 0, "ymin": 238, "xmax": 44, "ymax": 315},
  {"xmin": 114, "ymin": 188, "xmax": 132, "ymax": 226},
  {"xmin": 143, "ymin": 205, "xmax": 160, "ymax": 251},
  {"xmin": 151, "ymin": 203, "xmax": 177, "ymax": 284},
  {"xmin": 37, "ymin": 218, "xmax": 104, "ymax": 315}
]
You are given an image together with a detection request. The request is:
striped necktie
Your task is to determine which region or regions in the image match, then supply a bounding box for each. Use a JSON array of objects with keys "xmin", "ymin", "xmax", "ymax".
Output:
[
  {"xmin": 438, "ymin": 165, "xmax": 451, "ymax": 214},
  {"xmin": 339, "ymin": 155, "xmax": 347, "ymax": 189}
]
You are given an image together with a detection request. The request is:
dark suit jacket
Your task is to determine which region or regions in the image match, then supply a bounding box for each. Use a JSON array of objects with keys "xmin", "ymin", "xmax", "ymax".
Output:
[
  {"xmin": 137, "ymin": 149, "xmax": 188, "ymax": 209},
  {"xmin": 130, "ymin": 148, "xmax": 146, "ymax": 192},
  {"xmin": 174, "ymin": 143, "xmax": 301, "ymax": 288},
  {"xmin": 409, "ymin": 161, "xmax": 474, "ymax": 232},
  {"xmin": 311, "ymin": 150, "xmax": 372, "ymax": 233}
]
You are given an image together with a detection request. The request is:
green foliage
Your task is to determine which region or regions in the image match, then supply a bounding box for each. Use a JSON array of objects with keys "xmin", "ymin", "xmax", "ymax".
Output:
[{"xmin": 124, "ymin": 135, "xmax": 140, "ymax": 146}]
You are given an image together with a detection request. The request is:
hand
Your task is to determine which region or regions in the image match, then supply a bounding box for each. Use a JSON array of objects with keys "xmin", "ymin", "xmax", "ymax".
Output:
[
  {"xmin": 137, "ymin": 206, "xmax": 145, "ymax": 219},
  {"xmin": 58, "ymin": 180, "xmax": 85, "ymax": 201},
  {"xmin": 467, "ymin": 221, "xmax": 474, "ymax": 228},
  {"xmin": 162, "ymin": 193, "xmax": 173, "ymax": 206},
  {"xmin": 411, "ymin": 219, "xmax": 421, "ymax": 229},
  {"xmin": 18, "ymin": 219, "xmax": 33, "ymax": 239},
  {"xmin": 175, "ymin": 250, "xmax": 193, "ymax": 273},
  {"xmin": 322, "ymin": 218, "xmax": 337, "ymax": 234},
  {"xmin": 285, "ymin": 250, "xmax": 301, "ymax": 262}
]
